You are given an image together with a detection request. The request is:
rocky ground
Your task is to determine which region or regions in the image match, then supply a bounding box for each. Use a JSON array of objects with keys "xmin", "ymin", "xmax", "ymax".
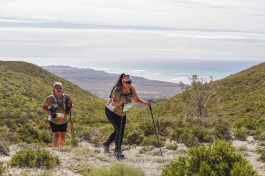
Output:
[{"xmin": 0, "ymin": 137, "xmax": 264, "ymax": 176}]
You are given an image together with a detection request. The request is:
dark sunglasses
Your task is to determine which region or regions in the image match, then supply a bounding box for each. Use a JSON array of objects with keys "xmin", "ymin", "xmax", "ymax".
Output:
[{"xmin": 125, "ymin": 81, "xmax": 132, "ymax": 84}]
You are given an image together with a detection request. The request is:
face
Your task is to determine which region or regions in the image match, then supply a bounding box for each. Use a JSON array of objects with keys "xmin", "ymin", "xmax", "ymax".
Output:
[
  {"xmin": 54, "ymin": 85, "xmax": 63, "ymax": 94},
  {"xmin": 123, "ymin": 81, "xmax": 132, "ymax": 88}
]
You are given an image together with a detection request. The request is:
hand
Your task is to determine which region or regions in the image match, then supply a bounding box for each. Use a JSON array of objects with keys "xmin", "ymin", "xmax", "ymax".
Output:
[
  {"xmin": 48, "ymin": 109, "xmax": 55, "ymax": 116},
  {"xmin": 120, "ymin": 98, "xmax": 126, "ymax": 104},
  {"xmin": 147, "ymin": 100, "xmax": 152, "ymax": 106},
  {"xmin": 48, "ymin": 108, "xmax": 57, "ymax": 118}
]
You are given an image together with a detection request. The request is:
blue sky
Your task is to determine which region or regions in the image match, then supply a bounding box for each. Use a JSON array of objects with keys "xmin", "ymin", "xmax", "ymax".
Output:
[{"xmin": 0, "ymin": 0, "xmax": 265, "ymax": 62}]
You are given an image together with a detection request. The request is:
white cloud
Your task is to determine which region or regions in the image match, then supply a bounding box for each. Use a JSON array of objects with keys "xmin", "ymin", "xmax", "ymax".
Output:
[{"xmin": 0, "ymin": 0, "xmax": 265, "ymax": 62}]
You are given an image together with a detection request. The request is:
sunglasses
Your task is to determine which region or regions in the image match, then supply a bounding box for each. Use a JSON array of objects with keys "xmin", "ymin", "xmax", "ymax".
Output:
[
  {"xmin": 125, "ymin": 81, "xmax": 132, "ymax": 84},
  {"xmin": 55, "ymin": 86, "xmax": 62, "ymax": 90}
]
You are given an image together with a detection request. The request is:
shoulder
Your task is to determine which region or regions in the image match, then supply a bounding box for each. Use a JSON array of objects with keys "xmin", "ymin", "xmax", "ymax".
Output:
[
  {"xmin": 46, "ymin": 95, "xmax": 54, "ymax": 100},
  {"xmin": 113, "ymin": 86, "xmax": 122, "ymax": 92},
  {"xmin": 130, "ymin": 86, "xmax": 136, "ymax": 92},
  {"xmin": 64, "ymin": 94, "xmax": 71, "ymax": 99}
]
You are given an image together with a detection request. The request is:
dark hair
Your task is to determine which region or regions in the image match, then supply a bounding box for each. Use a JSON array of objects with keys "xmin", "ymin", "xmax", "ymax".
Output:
[{"xmin": 115, "ymin": 73, "xmax": 129, "ymax": 87}]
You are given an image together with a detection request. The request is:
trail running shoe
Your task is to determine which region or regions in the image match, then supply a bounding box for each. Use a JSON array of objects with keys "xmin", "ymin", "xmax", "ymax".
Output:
[
  {"xmin": 114, "ymin": 151, "xmax": 124, "ymax": 158},
  {"xmin": 102, "ymin": 142, "xmax": 110, "ymax": 153}
]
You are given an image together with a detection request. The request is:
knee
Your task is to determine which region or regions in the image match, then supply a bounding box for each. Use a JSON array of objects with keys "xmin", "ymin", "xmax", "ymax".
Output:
[
  {"xmin": 53, "ymin": 132, "xmax": 60, "ymax": 139},
  {"xmin": 60, "ymin": 132, "xmax": 66, "ymax": 139}
]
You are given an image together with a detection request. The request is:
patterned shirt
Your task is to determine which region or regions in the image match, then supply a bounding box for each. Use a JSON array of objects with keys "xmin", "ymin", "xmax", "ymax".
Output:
[
  {"xmin": 43, "ymin": 94, "xmax": 72, "ymax": 125},
  {"xmin": 106, "ymin": 86, "xmax": 138, "ymax": 116}
]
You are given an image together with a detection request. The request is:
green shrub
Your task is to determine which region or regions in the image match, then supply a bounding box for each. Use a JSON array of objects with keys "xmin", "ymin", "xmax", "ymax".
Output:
[
  {"xmin": 126, "ymin": 130, "xmax": 144, "ymax": 145},
  {"xmin": 253, "ymin": 132, "xmax": 265, "ymax": 141},
  {"xmin": 162, "ymin": 140, "xmax": 258, "ymax": 176},
  {"xmin": 213, "ymin": 123, "xmax": 231, "ymax": 140},
  {"xmin": 179, "ymin": 132, "xmax": 199, "ymax": 147},
  {"xmin": 255, "ymin": 148, "xmax": 265, "ymax": 162},
  {"xmin": 170, "ymin": 128, "xmax": 185, "ymax": 142},
  {"xmin": 0, "ymin": 161, "xmax": 5, "ymax": 175},
  {"xmin": 165, "ymin": 142, "xmax": 178, "ymax": 150},
  {"xmin": 10, "ymin": 148, "xmax": 61, "ymax": 168},
  {"xmin": 83, "ymin": 163, "xmax": 145, "ymax": 176},
  {"xmin": 141, "ymin": 134, "xmax": 166, "ymax": 147},
  {"xmin": 234, "ymin": 127, "xmax": 248, "ymax": 141}
]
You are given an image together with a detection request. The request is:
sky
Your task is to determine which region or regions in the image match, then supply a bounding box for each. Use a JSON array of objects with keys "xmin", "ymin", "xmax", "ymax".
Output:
[{"xmin": 0, "ymin": 0, "xmax": 265, "ymax": 63}]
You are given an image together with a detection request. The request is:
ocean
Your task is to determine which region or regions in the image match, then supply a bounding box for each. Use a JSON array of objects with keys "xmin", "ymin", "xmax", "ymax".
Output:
[{"xmin": 1, "ymin": 58, "xmax": 264, "ymax": 83}]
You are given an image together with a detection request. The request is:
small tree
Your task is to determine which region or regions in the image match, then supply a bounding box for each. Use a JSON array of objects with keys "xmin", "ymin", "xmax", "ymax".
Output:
[{"xmin": 181, "ymin": 75, "xmax": 220, "ymax": 118}]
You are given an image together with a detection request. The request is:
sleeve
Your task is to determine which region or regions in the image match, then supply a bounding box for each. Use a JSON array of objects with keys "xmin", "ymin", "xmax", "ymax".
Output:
[
  {"xmin": 43, "ymin": 96, "xmax": 53, "ymax": 108},
  {"xmin": 131, "ymin": 86, "xmax": 138, "ymax": 98}
]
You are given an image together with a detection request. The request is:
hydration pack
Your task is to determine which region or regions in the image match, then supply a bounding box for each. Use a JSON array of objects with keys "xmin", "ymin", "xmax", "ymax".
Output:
[
  {"xmin": 109, "ymin": 86, "xmax": 133, "ymax": 99},
  {"xmin": 51, "ymin": 93, "xmax": 66, "ymax": 111}
]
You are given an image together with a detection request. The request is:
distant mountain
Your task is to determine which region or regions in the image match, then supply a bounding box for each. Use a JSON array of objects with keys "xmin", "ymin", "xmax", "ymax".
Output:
[
  {"xmin": 0, "ymin": 61, "xmax": 106, "ymax": 144},
  {"xmin": 42, "ymin": 66, "xmax": 183, "ymax": 100}
]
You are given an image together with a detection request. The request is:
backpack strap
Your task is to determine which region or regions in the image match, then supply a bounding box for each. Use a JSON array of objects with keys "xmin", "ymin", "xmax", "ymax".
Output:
[
  {"xmin": 109, "ymin": 86, "xmax": 133, "ymax": 98},
  {"xmin": 52, "ymin": 93, "xmax": 66, "ymax": 110}
]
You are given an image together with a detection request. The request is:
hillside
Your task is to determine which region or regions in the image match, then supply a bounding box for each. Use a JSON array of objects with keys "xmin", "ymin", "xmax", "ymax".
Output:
[
  {"xmin": 134, "ymin": 62, "xmax": 265, "ymax": 120},
  {"xmin": 0, "ymin": 61, "xmax": 265, "ymax": 175},
  {"xmin": 0, "ymin": 61, "xmax": 107, "ymax": 144}
]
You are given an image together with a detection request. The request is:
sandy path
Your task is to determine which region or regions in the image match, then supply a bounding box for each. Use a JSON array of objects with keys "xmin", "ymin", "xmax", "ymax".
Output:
[{"xmin": 0, "ymin": 138, "xmax": 264, "ymax": 176}]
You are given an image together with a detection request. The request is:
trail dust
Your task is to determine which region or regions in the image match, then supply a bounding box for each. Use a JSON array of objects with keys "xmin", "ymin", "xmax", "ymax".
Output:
[{"xmin": 0, "ymin": 137, "xmax": 264, "ymax": 176}]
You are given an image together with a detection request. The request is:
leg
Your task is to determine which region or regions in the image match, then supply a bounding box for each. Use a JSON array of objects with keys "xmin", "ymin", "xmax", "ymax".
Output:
[
  {"xmin": 59, "ymin": 132, "xmax": 66, "ymax": 147},
  {"xmin": 104, "ymin": 108, "xmax": 120, "ymax": 146},
  {"xmin": 52, "ymin": 132, "xmax": 60, "ymax": 147}
]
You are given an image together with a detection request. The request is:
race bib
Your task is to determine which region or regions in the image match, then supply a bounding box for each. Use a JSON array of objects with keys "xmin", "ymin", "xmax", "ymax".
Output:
[{"xmin": 123, "ymin": 103, "xmax": 133, "ymax": 112}]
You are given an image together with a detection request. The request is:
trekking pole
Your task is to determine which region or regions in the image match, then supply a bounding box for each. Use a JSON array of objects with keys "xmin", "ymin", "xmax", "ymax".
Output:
[
  {"xmin": 149, "ymin": 101, "xmax": 162, "ymax": 156},
  {"xmin": 118, "ymin": 103, "xmax": 124, "ymax": 160},
  {"xmin": 69, "ymin": 109, "xmax": 77, "ymax": 147}
]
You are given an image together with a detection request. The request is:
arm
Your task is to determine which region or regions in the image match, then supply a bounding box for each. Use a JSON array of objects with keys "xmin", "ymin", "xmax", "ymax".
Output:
[
  {"xmin": 133, "ymin": 97, "xmax": 151, "ymax": 106},
  {"xmin": 42, "ymin": 104, "xmax": 49, "ymax": 114}
]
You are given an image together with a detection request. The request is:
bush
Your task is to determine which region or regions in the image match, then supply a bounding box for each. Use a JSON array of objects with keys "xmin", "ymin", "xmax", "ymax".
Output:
[
  {"xmin": 10, "ymin": 148, "xmax": 61, "ymax": 168},
  {"xmin": 83, "ymin": 163, "xmax": 145, "ymax": 176},
  {"xmin": 0, "ymin": 161, "xmax": 5, "ymax": 175},
  {"xmin": 126, "ymin": 130, "xmax": 144, "ymax": 145},
  {"xmin": 255, "ymin": 148, "xmax": 265, "ymax": 162},
  {"xmin": 141, "ymin": 134, "xmax": 166, "ymax": 147},
  {"xmin": 253, "ymin": 132, "xmax": 265, "ymax": 141},
  {"xmin": 162, "ymin": 140, "xmax": 258, "ymax": 176},
  {"xmin": 165, "ymin": 142, "xmax": 178, "ymax": 150},
  {"xmin": 213, "ymin": 123, "xmax": 231, "ymax": 140},
  {"xmin": 234, "ymin": 127, "xmax": 248, "ymax": 141}
]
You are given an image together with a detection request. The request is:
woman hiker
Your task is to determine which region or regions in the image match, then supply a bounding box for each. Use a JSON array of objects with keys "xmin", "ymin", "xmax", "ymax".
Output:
[
  {"xmin": 42, "ymin": 82, "xmax": 73, "ymax": 147},
  {"xmin": 102, "ymin": 73, "xmax": 151, "ymax": 158}
]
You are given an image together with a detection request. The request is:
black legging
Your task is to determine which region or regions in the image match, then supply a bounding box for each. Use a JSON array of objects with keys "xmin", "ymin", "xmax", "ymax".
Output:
[{"xmin": 104, "ymin": 107, "xmax": 126, "ymax": 151}]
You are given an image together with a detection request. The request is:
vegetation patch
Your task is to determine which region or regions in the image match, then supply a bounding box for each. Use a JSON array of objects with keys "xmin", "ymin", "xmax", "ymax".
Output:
[
  {"xmin": 0, "ymin": 161, "xmax": 5, "ymax": 175},
  {"xmin": 162, "ymin": 140, "xmax": 258, "ymax": 176},
  {"xmin": 10, "ymin": 148, "xmax": 61, "ymax": 168}
]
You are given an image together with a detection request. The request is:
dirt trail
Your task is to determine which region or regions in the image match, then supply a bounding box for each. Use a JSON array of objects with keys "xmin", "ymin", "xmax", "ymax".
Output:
[{"xmin": 0, "ymin": 138, "xmax": 264, "ymax": 176}]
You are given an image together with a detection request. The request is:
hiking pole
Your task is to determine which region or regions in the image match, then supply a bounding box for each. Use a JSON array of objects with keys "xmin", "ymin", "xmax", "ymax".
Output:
[
  {"xmin": 118, "ymin": 103, "xmax": 124, "ymax": 160},
  {"xmin": 149, "ymin": 101, "xmax": 162, "ymax": 156},
  {"xmin": 69, "ymin": 109, "xmax": 77, "ymax": 147}
]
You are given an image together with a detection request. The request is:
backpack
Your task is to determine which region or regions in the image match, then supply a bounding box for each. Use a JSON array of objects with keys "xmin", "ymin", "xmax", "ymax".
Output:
[
  {"xmin": 109, "ymin": 86, "xmax": 133, "ymax": 99},
  {"xmin": 51, "ymin": 93, "xmax": 66, "ymax": 111}
]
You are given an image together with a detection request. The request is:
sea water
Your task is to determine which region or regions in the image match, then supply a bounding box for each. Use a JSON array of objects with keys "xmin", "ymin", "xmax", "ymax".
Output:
[
  {"xmin": 73, "ymin": 59, "xmax": 264, "ymax": 83},
  {"xmin": 1, "ymin": 58, "xmax": 264, "ymax": 83}
]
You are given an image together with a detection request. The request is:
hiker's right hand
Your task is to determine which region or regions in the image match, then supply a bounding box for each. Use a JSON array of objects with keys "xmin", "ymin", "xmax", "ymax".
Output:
[
  {"xmin": 120, "ymin": 98, "xmax": 126, "ymax": 104},
  {"xmin": 48, "ymin": 109, "xmax": 55, "ymax": 116}
]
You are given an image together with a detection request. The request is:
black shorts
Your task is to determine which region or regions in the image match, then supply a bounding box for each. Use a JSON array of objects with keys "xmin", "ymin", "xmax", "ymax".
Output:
[{"xmin": 49, "ymin": 121, "xmax": 68, "ymax": 133}]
